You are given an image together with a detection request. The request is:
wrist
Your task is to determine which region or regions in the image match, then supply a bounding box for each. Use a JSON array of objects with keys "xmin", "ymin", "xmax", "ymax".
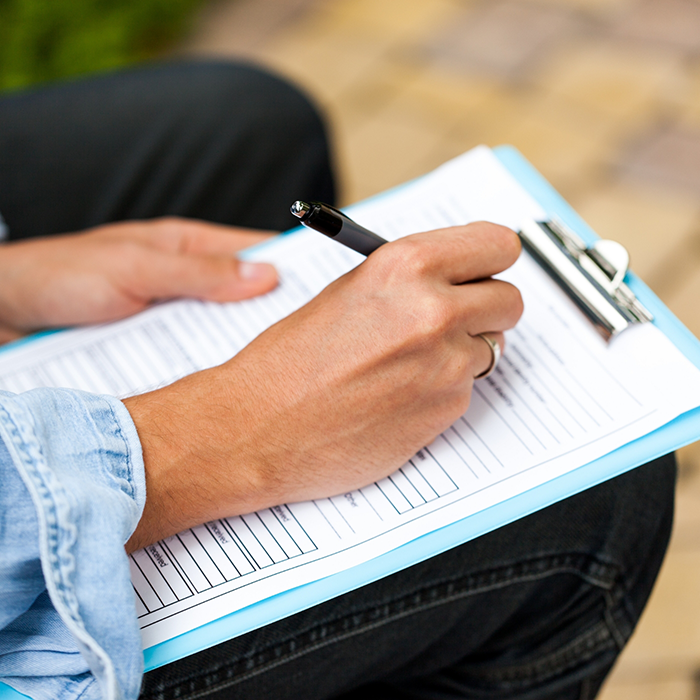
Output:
[
  {"xmin": 122, "ymin": 367, "xmax": 270, "ymax": 552},
  {"xmin": 0, "ymin": 247, "xmax": 25, "ymax": 339}
]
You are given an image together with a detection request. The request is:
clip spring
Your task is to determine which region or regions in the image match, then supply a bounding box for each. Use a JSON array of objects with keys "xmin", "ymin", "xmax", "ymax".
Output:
[{"xmin": 518, "ymin": 219, "xmax": 653, "ymax": 341}]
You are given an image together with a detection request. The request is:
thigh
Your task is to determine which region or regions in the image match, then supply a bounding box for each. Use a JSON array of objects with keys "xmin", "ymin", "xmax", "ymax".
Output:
[
  {"xmin": 0, "ymin": 61, "xmax": 335, "ymax": 239},
  {"xmin": 140, "ymin": 454, "xmax": 676, "ymax": 700}
]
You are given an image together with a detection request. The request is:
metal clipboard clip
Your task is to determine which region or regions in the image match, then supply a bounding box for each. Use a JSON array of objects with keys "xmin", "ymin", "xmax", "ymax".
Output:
[{"xmin": 518, "ymin": 219, "xmax": 653, "ymax": 341}]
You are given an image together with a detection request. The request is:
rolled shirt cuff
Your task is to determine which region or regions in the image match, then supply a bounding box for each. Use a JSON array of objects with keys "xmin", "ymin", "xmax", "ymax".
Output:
[{"xmin": 0, "ymin": 388, "xmax": 146, "ymax": 700}]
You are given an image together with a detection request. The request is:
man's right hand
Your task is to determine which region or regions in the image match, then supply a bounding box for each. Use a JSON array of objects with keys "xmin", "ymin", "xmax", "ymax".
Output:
[{"xmin": 123, "ymin": 222, "xmax": 523, "ymax": 552}]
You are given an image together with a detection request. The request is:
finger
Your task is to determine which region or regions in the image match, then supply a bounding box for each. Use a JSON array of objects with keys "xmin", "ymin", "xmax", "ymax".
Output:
[
  {"xmin": 379, "ymin": 222, "xmax": 521, "ymax": 285},
  {"xmin": 469, "ymin": 332, "xmax": 505, "ymax": 380},
  {"xmin": 127, "ymin": 250, "xmax": 278, "ymax": 303},
  {"xmin": 170, "ymin": 220, "xmax": 279, "ymax": 257},
  {"xmin": 449, "ymin": 278, "xmax": 524, "ymax": 335},
  {"xmin": 117, "ymin": 218, "xmax": 279, "ymax": 256}
]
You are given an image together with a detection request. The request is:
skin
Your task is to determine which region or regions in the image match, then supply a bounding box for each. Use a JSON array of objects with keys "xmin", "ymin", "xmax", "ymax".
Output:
[
  {"xmin": 0, "ymin": 217, "xmax": 278, "ymax": 344},
  {"xmin": 0, "ymin": 217, "xmax": 523, "ymax": 554}
]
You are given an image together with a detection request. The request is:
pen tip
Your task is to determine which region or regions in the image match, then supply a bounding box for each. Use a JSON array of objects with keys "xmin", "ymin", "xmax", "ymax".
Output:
[{"xmin": 290, "ymin": 200, "xmax": 311, "ymax": 218}]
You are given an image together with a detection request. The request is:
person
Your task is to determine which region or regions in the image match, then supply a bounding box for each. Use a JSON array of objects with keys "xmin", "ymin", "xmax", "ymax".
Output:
[{"xmin": 0, "ymin": 61, "xmax": 676, "ymax": 700}]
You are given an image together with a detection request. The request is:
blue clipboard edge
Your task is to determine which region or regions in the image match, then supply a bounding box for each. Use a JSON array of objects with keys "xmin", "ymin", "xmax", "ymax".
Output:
[{"xmin": 2, "ymin": 146, "xmax": 700, "ymax": 696}]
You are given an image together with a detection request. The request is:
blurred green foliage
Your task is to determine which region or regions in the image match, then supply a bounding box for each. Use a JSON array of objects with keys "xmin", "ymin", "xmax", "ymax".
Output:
[{"xmin": 0, "ymin": 0, "xmax": 206, "ymax": 91}]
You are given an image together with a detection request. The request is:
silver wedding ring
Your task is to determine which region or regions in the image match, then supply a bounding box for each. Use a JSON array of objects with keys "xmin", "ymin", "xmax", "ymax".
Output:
[{"xmin": 474, "ymin": 334, "xmax": 501, "ymax": 380}]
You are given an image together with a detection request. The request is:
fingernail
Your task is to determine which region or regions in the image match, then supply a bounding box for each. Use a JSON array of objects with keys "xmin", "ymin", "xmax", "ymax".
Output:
[{"xmin": 239, "ymin": 261, "xmax": 274, "ymax": 281}]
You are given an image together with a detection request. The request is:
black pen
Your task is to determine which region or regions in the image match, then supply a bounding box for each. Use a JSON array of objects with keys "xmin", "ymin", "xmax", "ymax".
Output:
[{"xmin": 290, "ymin": 200, "xmax": 388, "ymax": 256}]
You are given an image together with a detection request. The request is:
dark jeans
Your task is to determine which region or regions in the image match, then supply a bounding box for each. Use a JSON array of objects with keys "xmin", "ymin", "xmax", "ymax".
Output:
[
  {"xmin": 0, "ymin": 61, "xmax": 676, "ymax": 700},
  {"xmin": 0, "ymin": 61, "xmax": 335, "ymax": 236}
]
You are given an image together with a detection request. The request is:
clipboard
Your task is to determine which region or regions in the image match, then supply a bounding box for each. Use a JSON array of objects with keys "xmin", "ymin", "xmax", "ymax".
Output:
[
  {"xmin": 139, "ymin": 145, "xmax": 700, "ymax": 670},
  {"xmin": 2, "ymin": 145, "xmax": 700, "ymax": 698}
]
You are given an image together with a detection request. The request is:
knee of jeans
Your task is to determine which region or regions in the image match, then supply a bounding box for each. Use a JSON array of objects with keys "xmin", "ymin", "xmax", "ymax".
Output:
[{"xmin": 166, "ymin": 60, "xmax": 332, "ymax": 152}]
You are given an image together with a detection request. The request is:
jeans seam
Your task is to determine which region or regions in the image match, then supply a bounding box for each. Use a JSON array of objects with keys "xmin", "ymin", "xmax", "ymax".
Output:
[
  {"xmin": 182, "ymin": 585, "xmax": 523, "ymax": 699},
  {"xmin": 143, "ymin": 553, "xmax": 620, "ymax": 700},
  {"xmin": 603, "ymin": 590, "xmax": 628, "ymax": 651},
  {"xmin": 269, "ymin": 553, "xmax": 618, "ymax": 659},
  {"xmin": 463, "ymin": 620, "xmax": 617, "ymax": 688}
]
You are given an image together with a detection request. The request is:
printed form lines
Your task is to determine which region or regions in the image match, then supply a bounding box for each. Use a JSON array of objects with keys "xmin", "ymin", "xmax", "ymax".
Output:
[
  {"xmin": 132, "ymin": 505, "xmax": 317, "ymax": 617},
  {"xmin": 373, "ymin": 449, "xmax": 458, "ymax": 515}
]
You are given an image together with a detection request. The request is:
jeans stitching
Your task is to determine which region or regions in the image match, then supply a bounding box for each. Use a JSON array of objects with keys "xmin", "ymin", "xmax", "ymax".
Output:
[
  {"xmin": 462, "ymin": 620, "xmax": 616, "ymax": 688},
  {"xmin": 603, "ymin": 590, "xmax": 628, "ymax": 651},
  {"xmin": 267, "ymin": 553, "xmax": 618, "ymax": 656},
  {"xmin": 142, "ymin": 553, "xmax": 620, "ymax": 700}
]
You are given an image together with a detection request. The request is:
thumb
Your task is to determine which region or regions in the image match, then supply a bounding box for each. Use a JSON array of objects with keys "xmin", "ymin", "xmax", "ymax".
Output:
[
  {"xmin": 223, "ymin": 260, "xmax": 279, "ymax": 300},
  {"xmin": 132, "ymin": 252, "xmax": 279, "ymax": 303}
]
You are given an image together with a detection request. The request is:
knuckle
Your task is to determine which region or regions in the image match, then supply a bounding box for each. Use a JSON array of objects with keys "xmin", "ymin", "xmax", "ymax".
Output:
[
  {"xmin": 377, "ymin": 237, "xmax": 432, "ymax": 278},
  {"xmin": 409, "ymin": 294, "xmax": 455, "ymax": 343},
  {"xmin": 430, "ymin": 355, "xmax": 474, "ymax": 415}
]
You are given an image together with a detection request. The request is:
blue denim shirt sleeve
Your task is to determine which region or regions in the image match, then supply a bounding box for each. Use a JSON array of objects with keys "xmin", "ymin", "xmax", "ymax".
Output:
[{"xmin": 0, "ymin": 388, "xmax": 146, "ymax": 700}]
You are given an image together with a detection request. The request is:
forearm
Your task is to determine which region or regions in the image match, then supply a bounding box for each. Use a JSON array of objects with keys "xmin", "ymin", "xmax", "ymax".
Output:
[{"xmin": 123, "ymin": 367, "xmax": 271, "ymax": 553}]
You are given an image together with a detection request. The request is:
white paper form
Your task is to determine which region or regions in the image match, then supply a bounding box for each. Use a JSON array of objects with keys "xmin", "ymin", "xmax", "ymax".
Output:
[{"xmin": 1, "ymin": 146, "xmax": 699, "ymax": 649}]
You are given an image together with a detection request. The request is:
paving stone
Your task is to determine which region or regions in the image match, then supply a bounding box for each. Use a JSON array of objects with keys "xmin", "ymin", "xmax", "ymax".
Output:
[
  {"xmin": 620, "ymin": 126, "xmax": 700, "ymax": 198},
  {"xmin": 184, "ymin": 0, "xmax": 320, "ymax": 55},
  {"xmin": 254, "ymin": 21, "xmax": 394, "ymax": 104},
  {"xmin": 678, "ymin": 440, "xmax": 700, "ymax": 477},
  {"xmin": 572, "ymin": 182, "xmax": 700, "ymax": 289},
  {"xmin": 610, "ymin": 0, "xmax": 700, "ymax": 55},
  {"xmin": 674, "ymin": 441, "xmax": 700, "ymax": 552},
  {"xmin": 533, "ymin": 41, "xmax": 684, "ymax": 125},
  {"xmin": 328, "ymin": 60, "xmax": 424, "ymax": 131},
  {"xmin": 665, "ymin": 264, "xmax": 700, "ymax": 344},
  {"xmin": 447, "ymin": 86, "xmax": 534, "ymax": 148},
  {"xmin": 488, "ymin": 93, "xmax": 617, "ymax": 189},
  {"xmin": 382, "ymin": 68, "xmax": 502, "ymax": 133},
  {"xmin": 531, "ymin": 0, "xmax": 634, "ymax": 18},
  {"xmin": 340, "ymin": 107, "xmax": 445, "ymax": 202},
  {"xmin": 320, "ymin": 0, "xmax": 463, "ymax": 40},
  {"xmin": 598, "ymin": 676, "xmax": 692, "ymax": 700},
  {"xmin": 678, "ymin": 67, "xmax": 700, "ymax": 130},
  {"xmin": 424, "ymin": 0, "xmax": 584, "ymax": 80}
]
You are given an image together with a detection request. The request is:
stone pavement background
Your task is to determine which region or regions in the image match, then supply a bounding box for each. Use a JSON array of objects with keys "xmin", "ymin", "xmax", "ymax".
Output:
[{"xmin": 183, "ymin": 1, "xmax": 700, "ymax": 697}]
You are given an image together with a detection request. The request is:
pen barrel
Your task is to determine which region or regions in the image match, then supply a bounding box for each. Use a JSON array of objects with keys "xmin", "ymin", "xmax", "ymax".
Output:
[
  {"xmin": 307, "ymin": 205, "xmax": 343, "ymax": 236},
  {"xmin": 295, "ymin": 201, "xmax": 388, "ymax": 256},
  {"xmin": 334, "ymin": 221, "xmax": 386, "ymax": 256}
]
